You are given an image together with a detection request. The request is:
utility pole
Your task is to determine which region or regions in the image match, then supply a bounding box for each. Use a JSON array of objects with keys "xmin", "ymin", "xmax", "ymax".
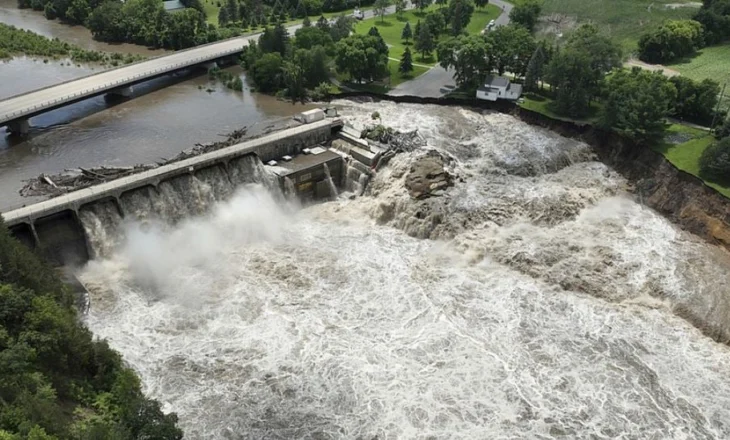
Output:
[{"xmin": 711, "ymin": 82, "xmax": 727, "ymax": 133}]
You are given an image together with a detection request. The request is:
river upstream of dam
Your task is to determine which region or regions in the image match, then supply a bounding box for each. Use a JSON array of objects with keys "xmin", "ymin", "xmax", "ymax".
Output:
[{"xmin": 75, "ymin": 100, "xmax": 730, "ymax": 439}]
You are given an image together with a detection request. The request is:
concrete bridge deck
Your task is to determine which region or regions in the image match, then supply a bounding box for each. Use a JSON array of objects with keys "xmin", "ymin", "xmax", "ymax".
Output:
[
  {"xmin": 0, "ymin": 34, "xmax": 257, "ymax": 133},
  {"xmin": 2, "ymin": 117, "xmax": 343, "ymax": 228}
]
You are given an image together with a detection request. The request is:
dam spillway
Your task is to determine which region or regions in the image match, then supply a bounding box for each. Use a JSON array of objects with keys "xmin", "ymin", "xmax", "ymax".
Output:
[{"xmin": 1, "ymin": 113, "xmax": 376, "ymax": 264}]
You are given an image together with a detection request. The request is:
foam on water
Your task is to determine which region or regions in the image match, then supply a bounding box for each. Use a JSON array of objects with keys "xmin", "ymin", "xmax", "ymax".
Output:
[{"xmin": 79, "ymin": 102, "xmax": 730, "ymax": 439}]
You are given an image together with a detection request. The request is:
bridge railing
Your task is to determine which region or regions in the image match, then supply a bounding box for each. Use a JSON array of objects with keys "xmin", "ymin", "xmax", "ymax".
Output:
[{"xmin": 1, "ymin": 43, "xmax": 252, "ymax": 125}]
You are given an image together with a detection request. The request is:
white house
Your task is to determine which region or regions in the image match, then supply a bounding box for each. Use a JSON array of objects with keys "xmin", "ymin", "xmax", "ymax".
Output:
[{"xmin": 476, "ymin": 76, "xmax": 523, "ymax": 101}]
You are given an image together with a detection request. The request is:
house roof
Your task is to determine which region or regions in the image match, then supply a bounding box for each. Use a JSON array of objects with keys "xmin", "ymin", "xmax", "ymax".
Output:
[{"xmin": 484, "ymin": 75, "xmax": 510, "ymax": 88}]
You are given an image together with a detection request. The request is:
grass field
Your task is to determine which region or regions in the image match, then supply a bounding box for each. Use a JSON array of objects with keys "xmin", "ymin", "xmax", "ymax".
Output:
[
  {"xmin": 651, "ymin": 124, "xmax": 730, "ymax": 196},
  {"xmin": 669, "ymin": 43, "xmax": 730, "ymax": 111},
  {"xmin": 519, "ymin": 93, "xmax": 601, "ymax": 124},
  {"xmin": 354, "ymin": 4, "xmax": 501, "ymax": 65},
  {"xmin": 522, "ymin": 0, "xmax": 700, "ymax": 53}
]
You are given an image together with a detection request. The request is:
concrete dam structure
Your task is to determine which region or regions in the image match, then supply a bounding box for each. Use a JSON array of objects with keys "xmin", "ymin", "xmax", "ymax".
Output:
[{"xmin": 2, "ymin": 112, "xmax": 379, "ymax": 265}]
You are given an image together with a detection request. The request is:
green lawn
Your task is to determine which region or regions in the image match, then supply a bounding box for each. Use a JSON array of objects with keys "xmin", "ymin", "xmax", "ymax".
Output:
[
  {"xmin": 354, "ymin": 4, "xmax": 501, "ymax": 65},
  {"xmin": 522, "ymin": 0, "xmax": 700, "ymax": 53},
  {"xmin": 519, "ymin": 93, "xmax": 601, "ymax": 124},
  {"xmin": 652, "ymin": 125, "xmax": 729, "ymax": 196},
  {"xmin": 669, "ymin": 43, "xmax": 730, "ymax": 110}
]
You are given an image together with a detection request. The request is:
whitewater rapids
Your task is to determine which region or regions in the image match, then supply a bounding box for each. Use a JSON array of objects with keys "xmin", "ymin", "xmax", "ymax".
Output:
[{"xmin": 79, "ymin": 101, "xmax": 730, "ymax": 439}]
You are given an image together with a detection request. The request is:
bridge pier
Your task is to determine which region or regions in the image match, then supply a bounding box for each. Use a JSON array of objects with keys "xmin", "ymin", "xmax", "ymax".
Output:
[
  {"xmin": 106, "ymin": 86, "xmax": 134, "ymax": 98},
  {"xmin": 202, "ymin": 61, "xmax": 218, "ymax": 71},
  {"xmin": 6, "ymin": 119, "xmax": 30, "ymax": 136}
]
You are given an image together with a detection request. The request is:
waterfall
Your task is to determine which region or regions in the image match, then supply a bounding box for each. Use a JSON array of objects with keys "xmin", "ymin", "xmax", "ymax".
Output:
[
  {"xmin": 284, "ymin": 176, "xmax": 297, "ymax": 201},
  {"xmin": 323, "ymin": 163, "xmax": 338, "ymax": 200},
  {"xmin": 78, "ymin": 155, "xmax": 280, "ymax": 259}
]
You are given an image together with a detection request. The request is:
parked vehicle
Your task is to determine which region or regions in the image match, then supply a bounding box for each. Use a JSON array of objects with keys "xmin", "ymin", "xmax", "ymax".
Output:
[{"xmin": 353, "ymin": 8, "xmax": 364, "ymax": 20}]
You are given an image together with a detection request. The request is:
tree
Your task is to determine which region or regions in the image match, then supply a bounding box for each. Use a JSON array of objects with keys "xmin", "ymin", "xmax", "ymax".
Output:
[
  {"xmin": 316, "ymin": 15, "xmax": 330, "ymax": 30},
  {"xmin": 295, "ymin": 26, "xmax": 333, "ymax": 50},
  {"xmin": 368, "ymin": 26, "xmax": 389, "ymax": 55},
  {"xmin": 524, "ymin": 42, "xmax": 546, "ymax": 91},
  {"xmin": 638, "ymin": 19, "xmax": 705, "ymax": 64},
  {"xmin": 399, "ymin": 47, "xmax": 414, "ymax": 75},
  {"xmin": 250, "ymin": 52, "xmax": 285, "ymax": 91},
  {"xmin": 670, "ymin": 76, "xmax": 720, "ymax": 125},
  {"xmin": 374, "ymin": 0, "xmax": 391, "ymax": 23},
  {"xmin": 714, "ymin": 117, "xmax": 730, "ymax": 140},
  {"xmin": 509, "ymin": 0, "xmax": 541, "ymax": 32},
  {"xmin": 484, "ymin": 24, "xmax": 536, "ymax": 76},
  {"xmin": 600, "ymin": 68, "xmax": 677, "ymax": 142},
  {"xmin": 65, "ymin": 0, "xmax": 91, "ymax": 25},
  {"xmin": 447, "ymin": 0, "xmax": 475, "ymax": 35},
  {"xmin": 303, "ymin": 15, "xmax": 311, "ymax": 26},
  {"xmin": 258, "ymin": 22, "xmax": 290, "ymax": 55},
  {"xmin": 700, "ymin": 137, "xmax": 730, "ymax": 183},
  {"xmin": 283, "ymin": 60, "xmax": 307, "ymax": 102},
  {"xmin": 437, "ymin": 34, "xmax": 492, "ymax": 89},
  {"xmin": 335, "ymin": 33, "xmax": 389, "ymax": 82},
  {"xmin": 563, "ymin": 24, "xmax": 622, "ymax": 97},
  {"xmin": 329, "ymin": 15, "xmax": 355, "ymax": 42},
  {"xmin": 87, "ymin": 1, "xmax": 125, "ymax": 42},
  {"xmin": 297, "ymin": 45, "xmax": 329, "ymax": 87},
  {"xmin": 401, "ymin": 21, "xmax": 413, "ymax": 43},
  {"xmin": 395, "ymin": 0, "xmax": 406, "ymax": 17},
  {"xmin": 474, "ymin": 0, "xmax": 487, "ymax": 9},
  {"xmin": 414, "ymin": 22, "xmax": 436, "ymax": 59},
  {"xmin": 225, "ymin": 0, "xmax": 238, "ymax": 22},
  {"xmin": 545, "ymin": 48, "xmax": 596, "ymax": 117},
  {"xmin": 416, "ymin": 0, "xmax": 431, "ymax": 11},
  {"xmin": 693, "ymin": 1, "xmax": 730, "ymax": 45},
  {"xmin": 424, "ymin": 10, "xmax": 446, "ymax": 37},
  {"xmin": 218, "ymin": 6, "xmax": 230, "ymax": 26}
]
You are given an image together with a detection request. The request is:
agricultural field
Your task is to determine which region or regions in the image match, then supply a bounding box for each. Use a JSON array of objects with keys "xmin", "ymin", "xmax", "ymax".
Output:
[
  {"xmin": 520, "ymin": 0, "xmax": 701, "ymax": 53},
  {"xmin": 354, "ymin": 4, "xmax": 501, "ymax": 65},
  {"xmin": 669, "ymin": 43, "xmax": 730, "ymax": 110}
]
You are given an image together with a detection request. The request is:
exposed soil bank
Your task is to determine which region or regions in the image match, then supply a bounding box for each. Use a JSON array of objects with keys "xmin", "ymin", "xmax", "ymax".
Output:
[{"xmin": 335, "ymin": 92, "xmax": 730, "ymax": 253}]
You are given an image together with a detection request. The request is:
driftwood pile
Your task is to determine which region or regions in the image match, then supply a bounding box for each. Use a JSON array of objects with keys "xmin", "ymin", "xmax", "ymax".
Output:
[
  {"xmin": 20, "ymin": 165, "xmax": 157, "ymax": 198},
  {"xmin": 20, "ymin": 126, "xmax": 249, "ymax": 198}
]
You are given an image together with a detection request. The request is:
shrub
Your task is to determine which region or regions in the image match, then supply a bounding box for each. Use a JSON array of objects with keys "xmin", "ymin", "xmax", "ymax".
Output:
[{"xmin": 700, "ymin": 137, "xmax": 730, "ymax": 183}]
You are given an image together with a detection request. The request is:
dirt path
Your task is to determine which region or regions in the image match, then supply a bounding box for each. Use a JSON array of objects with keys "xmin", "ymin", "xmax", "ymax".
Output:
[{"xmin": 624, "ymin": 59, "xmax": 681, "ymax": 77}]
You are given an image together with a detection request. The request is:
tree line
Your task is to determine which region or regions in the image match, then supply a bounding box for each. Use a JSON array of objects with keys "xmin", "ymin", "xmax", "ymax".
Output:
[
  {"xmin": 240, "ymin": 16, "xmax": 389, "ymax": 100},
  {"xmin": 638, "ymin": 0, "xmax": 730, "ymax": 63},
  {"xmin": 0, "ymin": 23, "xmax": 144, "ymax": 66},
  {"xmin": 16, "ymin": 0, "xmax": 379, "ymax": 51},
  {"xmin": 0, "ymin": 221, "xmax": 183, "ymax": 439}
]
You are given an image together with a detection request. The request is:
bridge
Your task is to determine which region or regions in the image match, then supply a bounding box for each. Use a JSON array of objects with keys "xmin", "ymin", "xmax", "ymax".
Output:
[{"xmin": 0, "ymin": 35, "xmax": 257, "ymax": 135}]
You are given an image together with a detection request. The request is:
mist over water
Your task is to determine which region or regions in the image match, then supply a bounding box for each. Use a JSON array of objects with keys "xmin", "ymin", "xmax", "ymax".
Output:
[{"xmin": 80, "ymin": 101, "xmax": 730, "ymax": 439}]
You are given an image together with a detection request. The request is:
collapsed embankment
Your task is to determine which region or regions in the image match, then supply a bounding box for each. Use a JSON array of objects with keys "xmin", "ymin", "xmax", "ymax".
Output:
[{"xmin": 334, "ymin": 92, "xmax": 730, "ymax": 253}]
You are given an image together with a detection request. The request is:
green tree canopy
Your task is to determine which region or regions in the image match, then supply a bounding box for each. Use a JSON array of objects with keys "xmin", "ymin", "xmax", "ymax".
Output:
[
  {"xmin": 509, "ymin": 0, "xmax": 541, "ymax": 32},
  {"xmin": 700, "ymin": 137, "xmax": 730, "ymax": 183},
  {"xmin": 484, "ymin": 24, "xmax": 536, "ymax": 76},
  {"xmin": 399, "ymin": 46, "xmax": 414, "ymax": 75},
  {"xmin": 669, "ymin": 76, "xmax": 720, "ymax": 125},
  {"xmin": 294, "ymin": 25, "xmax": 333, "ymax": 50},
  {"xmin": 335, "ymin": 33, "xmax": 389, "ymax": 82},
  {"xmin": 374, "ymin": 0, "xmax": 392, "ymax": 22},
  {"xmin": 414, "ymin": 21, "xmax": 436, "ymax": 58},
  {"xmin": 401, "ymin": 21, "xmax": 413, "ymax": 42},
  {"xmin": 437, "ymin": 34, "xmax": 492, "ymax": 89},
  {"xmin": 600, "ymin": 68, "xmax": 677, "ymax": 142},
  {"xmin": 638, "ymin": 19, "xmax": 705, "ymax": 63},
  {"xmin": 250, "ymin": 52, "xmax": 285, "ymax": 92},
  {"xmin": 447, "ymin": 0, "xmax": 474, "ymax": 35}
]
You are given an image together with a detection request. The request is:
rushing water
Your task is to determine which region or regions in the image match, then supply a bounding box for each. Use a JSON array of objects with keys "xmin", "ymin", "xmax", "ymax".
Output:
[{"xmin": 77, "ymin": 101, "xmax": 730, "ymax": 439}]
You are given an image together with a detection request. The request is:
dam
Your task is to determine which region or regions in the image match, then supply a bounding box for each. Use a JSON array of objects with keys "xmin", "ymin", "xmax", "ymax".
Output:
[{"xmin": 2, "ymin": 109, "xmax": 379, "ymax": 264}]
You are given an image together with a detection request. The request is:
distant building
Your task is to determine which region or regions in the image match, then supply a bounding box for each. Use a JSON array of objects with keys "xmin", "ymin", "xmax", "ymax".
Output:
[
  {"xmin": 476, "ymin": 76, "xmax": 523, "ymax": 101},
  {"xmin": 163, "ymin": 0, "xmax": 185, "ymax": 12}
]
